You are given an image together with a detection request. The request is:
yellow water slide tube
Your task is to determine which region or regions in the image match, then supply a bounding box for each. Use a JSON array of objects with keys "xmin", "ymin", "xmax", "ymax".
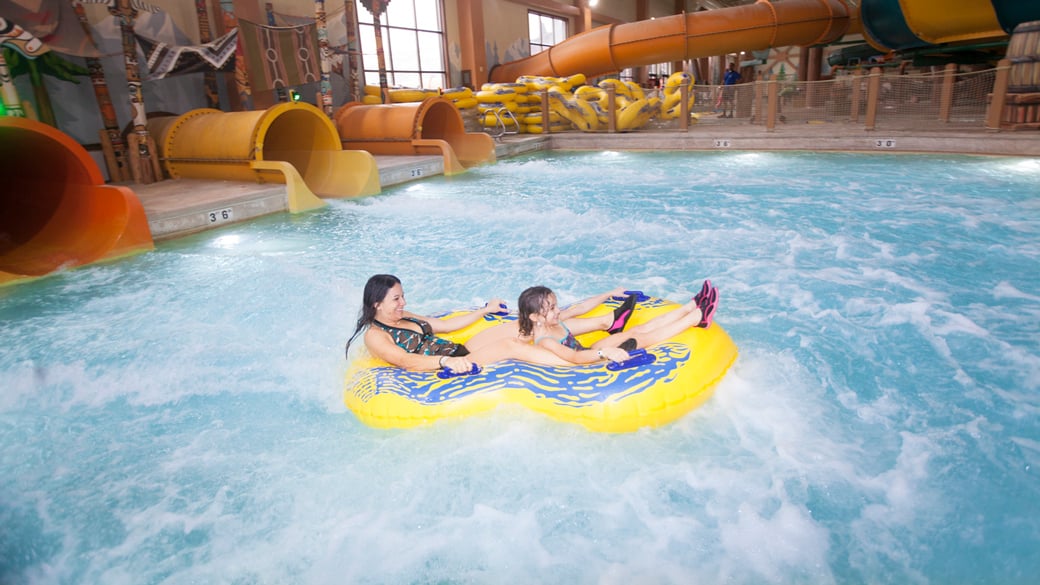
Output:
[
  {"xmin": 859, "ymin": 0, "xmax": 1011, "ymax": 52},
  {"xmin": 0, "ymin": 117, "xmax": 154, "ymax": 287},
  {"xmin": 154, "ymin": 101, "xmax": 380, "ymax": 211},
  {"xmin": 333, "ymin": 97, "xmax": 496, "ymax": 175},
  {"xmin": 899, "ymin": 0, "xmax": 1004, "ymax": 45},
  {"xmin": 490, "ymin": 0, "xmax": 856, "ymax": 82}
]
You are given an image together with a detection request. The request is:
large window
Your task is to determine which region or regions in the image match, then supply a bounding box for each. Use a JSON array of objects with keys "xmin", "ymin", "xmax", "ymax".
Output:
[
  {"xmin": 355, "ymin": 0, "xmax": 446, "ymax": 89},
  {"xmin": 529, "ymin": 11, "xmax": 567, "ymax": 55}
]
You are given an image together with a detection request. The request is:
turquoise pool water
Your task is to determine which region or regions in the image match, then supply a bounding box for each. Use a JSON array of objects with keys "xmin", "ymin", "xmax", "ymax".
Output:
[{"xmin": 2, "ymin": 151, "xmax": 1038, "ymax": 583}]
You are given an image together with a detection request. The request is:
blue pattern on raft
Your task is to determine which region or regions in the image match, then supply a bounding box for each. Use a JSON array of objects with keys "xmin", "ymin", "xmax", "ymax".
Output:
[{"xmin": 349, "ymin": 342, "xmax": 689, "ymax": 408}]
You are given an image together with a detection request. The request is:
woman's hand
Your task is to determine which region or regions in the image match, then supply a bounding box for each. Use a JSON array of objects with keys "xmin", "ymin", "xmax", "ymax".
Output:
[
  {"xmin": 482, "ymin": 298, "xmax": 508, "ymax": 315},
  {"xmin": 440, "ymin": 355, "xmax": 473, "ymax": 374}
]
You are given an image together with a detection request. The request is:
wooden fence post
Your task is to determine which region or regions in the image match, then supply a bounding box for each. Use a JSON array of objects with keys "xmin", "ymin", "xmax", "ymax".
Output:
[
  {"xmin": 864, "ymin": 67, "xmax": 881, "ymax": 130},
  {"xmin": 985, "ymin": 59, "xmax": 1011, "ymax": 131}
]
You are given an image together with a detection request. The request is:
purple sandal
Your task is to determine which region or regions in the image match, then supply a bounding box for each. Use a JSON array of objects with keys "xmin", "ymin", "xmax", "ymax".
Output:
[
  {"xmin": 694, "ymin": 279, "xmax": 712, "ymax": 306},
  {"xmin": 697, "ymin": 287, "xmax": 718, "ymax": 328},
  {"xmin": 607, "ymin": 293, "xmax": 638, "ymax": 334}
]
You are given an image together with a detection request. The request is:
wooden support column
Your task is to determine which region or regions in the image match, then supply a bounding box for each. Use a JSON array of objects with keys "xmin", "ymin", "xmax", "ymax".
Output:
[
  {"xmin": 754, "ymin": 80, "xmax": 765, "ymax": 124},
  {"xmin": 807, "ymin": 46, "xmax": 822, "ymax": 107},
  {"xmin": 696, "ymin": 57, "xmax": 709, "ymax": 84},
  {"xmin": 458, "ymin": 0, "xmax": 488, "ymax": 88},
  {"xmin": 766, "ymin": 78, "xmax": 777, "ymax": 131},
  {"xmin": 210, "ymin": 0, "xmax": 241, "ymax": 111},
  {"xmin": 680, "ymin": 83, "xmax": 689, "ymax": 132},
  {"xmin": 864, "ymin": 67, "xmax": 881, "ymax": 130},
  {"xmin": 849, "ymin": 68, "xmax": 863, "ymax": 123},
  {"xmin": 985, "ymin": 59, "xmax": 1010, "ymax": 131},
  {"xmin": 541, "ymin": 90, "xmax": 551, "ymax": 134},
  {"xmin": 632, "ymin": 0, "xmax": 649, "ymax": 85},
  {"xmin": 938, "ymin": 63, "xmax": 956, "ymax": 122},
  {"xmin": 671, "ymin": 0, "xmax": 684, "ymax": 76},
  {"xmin": 578, "ymin": 0, "xmax": 594, "ymax": 33}
]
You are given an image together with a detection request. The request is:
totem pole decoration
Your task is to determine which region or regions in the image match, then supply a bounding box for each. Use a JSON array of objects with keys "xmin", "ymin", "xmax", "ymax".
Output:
[
  {"xmin": 107, "ymin": 0, "xmax": 158, "ymax": 183},
  {"xmin": 360, "ymin": 0, "xmax": 391, "ymax": 103},
  {"xmin": 342, "ymin": 0, "xmax": 361, "ymax": 103},
  {"xmin": 71, "ymin": 1, "xmax": 130, "ymax": 181},
  {"xmin": 314, "ymin": 0, "xmax": 334, "ymax": 115},
  {"xmin": 264, "ymin": 3, "xmax": 287, "ymax": 103},
  {"xmin": 0, "ymin": 16, "xmax": 43, "ymax": 118},
  {"xmin": 2, "ymin": 17, "xmax": 91, "ymax": 125},
  {"xmin": 0, "ymin": 50, "xmax": 24, "ymax": 117},
  {"xmin": 196, "ymin": 0, "xmax": 221, "ymax": 108}
]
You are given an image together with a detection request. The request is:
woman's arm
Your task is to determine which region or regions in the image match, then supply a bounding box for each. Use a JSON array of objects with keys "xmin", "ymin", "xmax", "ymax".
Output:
[
  {"xmin": 559, "ymin": 287, "xmax": 626, "ymax": 319},
  {"xmin": 364, "ymin": 328, "xmax": 470, "ymax": 372}
]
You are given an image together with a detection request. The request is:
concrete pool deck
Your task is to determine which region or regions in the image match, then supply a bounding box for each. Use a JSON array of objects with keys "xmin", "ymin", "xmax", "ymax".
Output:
[{"xmin": 134, "ymin": 119, "xmax": 1038, "ymax": 241}]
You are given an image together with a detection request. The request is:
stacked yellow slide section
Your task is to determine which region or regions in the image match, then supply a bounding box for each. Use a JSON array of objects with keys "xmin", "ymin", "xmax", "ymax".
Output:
[{"xmin": 479, "ymin": 71, "xmax": 695, "ymax": 133}]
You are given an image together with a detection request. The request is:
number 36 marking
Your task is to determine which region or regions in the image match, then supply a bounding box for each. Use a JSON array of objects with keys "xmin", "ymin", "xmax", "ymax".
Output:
[{"xmin": 208, "ymin": 208, "xmax": 233, "ymax": 224}]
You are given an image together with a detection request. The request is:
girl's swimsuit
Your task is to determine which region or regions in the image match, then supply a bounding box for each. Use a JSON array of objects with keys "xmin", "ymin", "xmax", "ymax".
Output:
[
  {"xmin": 535, "ymin": 322, "xmax": 586, "ymax": 350},
  {"xmin": 373, "ymin": 317, "xmax": 470, "ymax": 356}
]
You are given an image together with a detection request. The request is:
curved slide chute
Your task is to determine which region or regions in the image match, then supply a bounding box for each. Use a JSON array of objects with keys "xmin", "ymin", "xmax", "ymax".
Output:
[
  {"xmin": 489, "ymin": 0, "xmax": 1040, "ymax": 83},
  {"xmin": 859, "ymin": 0, "xmax": 1038, "ymax": 51},
  {"xmin": 155, "ymin": 101, "xmax": 380, "ymax": 210},
  {"xmin": 0, "ymin": 117, "xmax": 154, "ymax": 287},
  {"xmin": 334, "ymin": 97, "xmax": 495, "ymax": 175},
  {"xmin": 490, "ymin": 0, "xmax": 856, "ymax": 82}
]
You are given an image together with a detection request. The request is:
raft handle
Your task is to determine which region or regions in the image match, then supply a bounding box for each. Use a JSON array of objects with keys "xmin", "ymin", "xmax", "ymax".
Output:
[
  {"xmin": 437, "ymin": 363, "xmax": 483, "ymax": 379},
  {"xmin": 485, "ymin": 302, "xmax": 510, "ymax": 317},
  {"xmin": 606, "ymin": 349, "xmax": 657, "ymax": 371},
  {"xmin": 614, "ymin": 290, "xmax": 650, "ymax": 302}
]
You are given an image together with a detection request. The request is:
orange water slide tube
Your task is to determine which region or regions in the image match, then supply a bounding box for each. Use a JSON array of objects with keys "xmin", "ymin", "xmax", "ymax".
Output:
[
  {"xmin": 0, "ymin": 117, "xmax": 154, "ymax": 287},
  {"xmin": 156, "ymin": 101, "xmax": 380, "ymax": 208},
  {"xmin": 333, "ymin": 97, "xmax": 495, "ymax": 175},
  {"xmin": 489, "ymin": 0, "xmax": 856, "ymax": 82}
]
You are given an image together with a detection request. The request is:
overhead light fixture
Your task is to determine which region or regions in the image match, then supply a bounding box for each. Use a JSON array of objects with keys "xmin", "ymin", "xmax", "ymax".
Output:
[{"xmin": 589, "ymin": 0, "xmax": 599, "ymax": 7}]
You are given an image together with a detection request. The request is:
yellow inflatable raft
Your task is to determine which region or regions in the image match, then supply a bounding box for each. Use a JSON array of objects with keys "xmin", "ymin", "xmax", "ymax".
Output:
[{"xmin": 344, "ymin": 293, "xmax": 738, "ymax": 432}]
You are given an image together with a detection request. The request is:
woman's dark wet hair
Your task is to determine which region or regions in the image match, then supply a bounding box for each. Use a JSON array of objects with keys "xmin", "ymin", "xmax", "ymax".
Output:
[
  {"xmin": 517, "ymin": 285, "xmax": 554, "ymax": 337},
  {"xmin": 345, "ymin": 274, "xmax": 401, "ymax": 358}
]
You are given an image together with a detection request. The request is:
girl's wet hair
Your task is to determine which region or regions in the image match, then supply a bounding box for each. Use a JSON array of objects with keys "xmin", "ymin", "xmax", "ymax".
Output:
[
  {"xmin": 517, "ymin": 285, "xmax": 554, "ymax": 337},
  {"xmin": 345, "ymin": 274, "xmax": 401, "ymax": 358}
]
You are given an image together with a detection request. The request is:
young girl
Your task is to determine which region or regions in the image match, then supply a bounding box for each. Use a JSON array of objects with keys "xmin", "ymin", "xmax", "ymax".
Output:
[
  {"xmin": 463, "ymin": 285, "xmax": 639, "ymax": 353},
  {"xmin": 516, "ymin": 282, "xmax": 718, "ymax": 365}
]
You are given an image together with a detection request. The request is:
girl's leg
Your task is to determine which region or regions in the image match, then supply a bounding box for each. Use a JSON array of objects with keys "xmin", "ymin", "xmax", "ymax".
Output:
[{"xmin": 592, "ymin": 301, "xmax": 703, "ymax": 350}]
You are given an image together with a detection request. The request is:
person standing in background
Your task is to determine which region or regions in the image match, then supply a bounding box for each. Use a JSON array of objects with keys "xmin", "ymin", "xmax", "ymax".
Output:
[{"xmin": 721, "ymin": 62, "xmax": 741, "ymax": 118}]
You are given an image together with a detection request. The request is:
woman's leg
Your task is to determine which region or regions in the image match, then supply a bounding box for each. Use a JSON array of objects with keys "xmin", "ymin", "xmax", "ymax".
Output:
[
  {"xmin": 464, "ymin": 321, "xmax": 518, "ymax": 352},
  {"xmin": 469, "ymin": 337, "xmax": 572, "ymax": 367}
]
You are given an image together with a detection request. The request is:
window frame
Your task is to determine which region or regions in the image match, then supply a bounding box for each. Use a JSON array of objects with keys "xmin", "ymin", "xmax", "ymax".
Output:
[
  {"xmin": 528, "ymin": 10, "xmax": 568, "ymax": 55},
  {"xmin": 355, "ymin": 0, "xmax": 448, "ymax": 89}
]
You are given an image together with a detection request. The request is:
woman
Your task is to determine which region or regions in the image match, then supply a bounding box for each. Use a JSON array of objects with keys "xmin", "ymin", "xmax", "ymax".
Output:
[
  {"xmin": 344, "ymin": 274, "xmax": 569, "ymax": 373},
  {"xmin": 515, "ymin": 281, "xmax": 718, "ymax": 365}
]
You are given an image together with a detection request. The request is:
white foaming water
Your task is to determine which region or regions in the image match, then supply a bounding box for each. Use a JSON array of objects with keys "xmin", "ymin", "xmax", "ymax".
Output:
[{"xmin": 1, "ymin": 151, "xmax": 1038, "ymax": 584}]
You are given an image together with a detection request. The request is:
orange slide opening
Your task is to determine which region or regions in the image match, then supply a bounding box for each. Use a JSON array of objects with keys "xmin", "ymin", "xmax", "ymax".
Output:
[
  {"xmin": 0, "ymin": 117, "xmax": 154, "ymax": 287},
  {"xmin": 158, "ymin": 102, "xmax": 381, "ymax": 207},
  {"xmin": 334, "ymin": 97, "xmax": 495, "ymax": 175}
]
